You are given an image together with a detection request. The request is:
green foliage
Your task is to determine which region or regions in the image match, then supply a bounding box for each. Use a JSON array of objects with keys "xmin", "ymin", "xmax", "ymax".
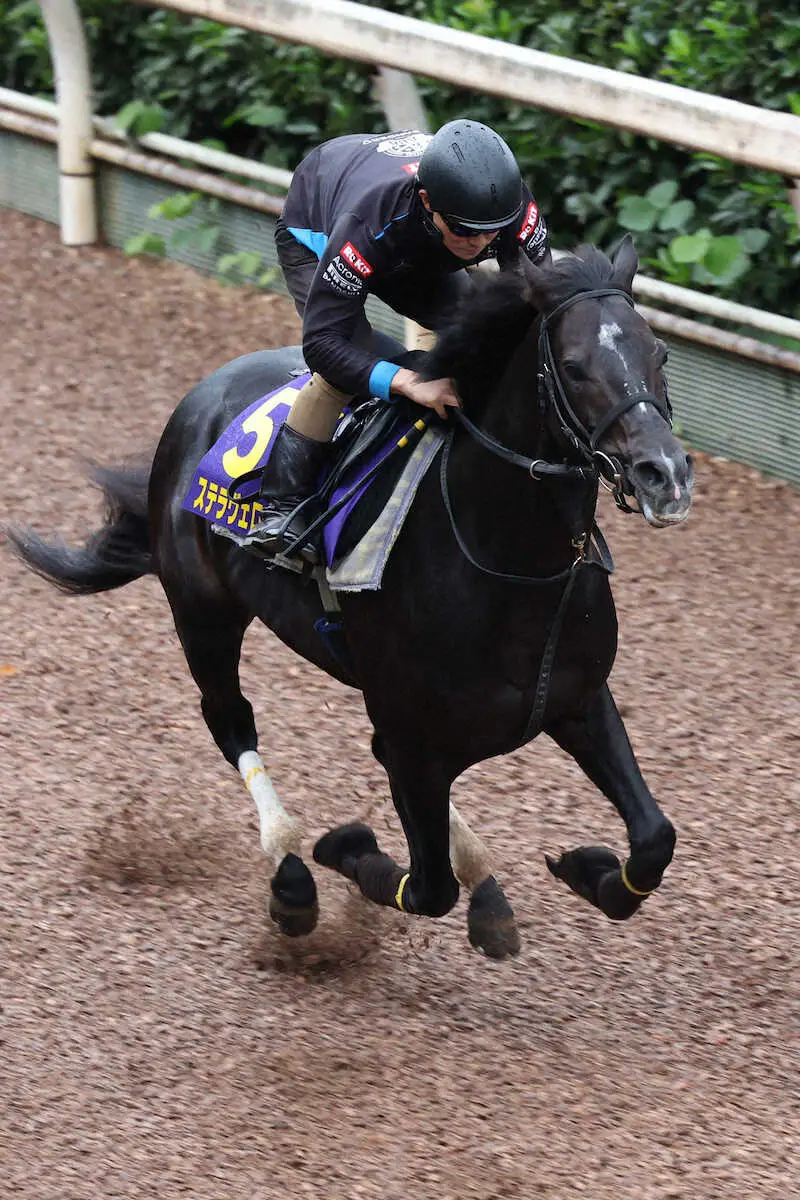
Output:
[
  {"xmin": 123, "ymin": 191, "xmax": 277, "ymax": 289},
  {"xmin": 217, "ymin": 251, "xmax": 279, "ymax": 288},
  {"xmin": 2, "ymin": 0, "xmax": 798, "ymax": 314},
  {"xmin": 123, "ymin": 231, "xmax": 166, "ymax": 257},
  {"xmin": 616, "ymin": 179, "xmax": 764, "ymax": 289},
  {"xmin": 148, "ymin": 192, "xmax": 202, "ymax": 221},
  {"xmin": 115, "ymin": 99, "xmax": 167, "ymax": 137}
]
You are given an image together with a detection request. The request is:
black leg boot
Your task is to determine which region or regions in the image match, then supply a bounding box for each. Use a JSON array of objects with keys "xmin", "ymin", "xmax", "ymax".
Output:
[{"xmin": 249, "ymin": 424, "xmax": 330, "ymax": 562}]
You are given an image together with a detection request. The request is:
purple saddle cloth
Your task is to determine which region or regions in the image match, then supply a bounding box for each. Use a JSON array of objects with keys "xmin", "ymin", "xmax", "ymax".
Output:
[{"xmin": 181, "ymin": 373, "xmax": 405, "ymax": 568}]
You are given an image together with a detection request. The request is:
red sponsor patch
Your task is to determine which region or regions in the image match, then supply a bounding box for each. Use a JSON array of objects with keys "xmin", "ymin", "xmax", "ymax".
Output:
[
  {"xmin": 517, "ymin": 201, "xmax": 540, "ymax": 242},
  {"xmin": 341, "ymin": 242, "xmax": 373, "ymax": 277},
  {"xmin": 401, "ymin": 161, "xmax": 420, "ymax": 175}
]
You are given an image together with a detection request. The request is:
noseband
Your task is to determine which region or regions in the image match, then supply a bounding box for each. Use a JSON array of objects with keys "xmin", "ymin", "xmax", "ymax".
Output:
[{"xmin": 537, "ymin": 287, "xmax": 673, "ymax": 510}]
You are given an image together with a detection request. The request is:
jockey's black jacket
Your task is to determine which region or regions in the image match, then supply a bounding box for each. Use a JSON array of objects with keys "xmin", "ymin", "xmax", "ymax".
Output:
[{"xmin": 281, "ymin": 130, "xmax": 550, "ymax": 400}]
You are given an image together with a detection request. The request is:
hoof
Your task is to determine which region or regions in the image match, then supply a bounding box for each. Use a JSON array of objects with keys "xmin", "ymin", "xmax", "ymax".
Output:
[
  {"xmin": 313, "ymin": 822, "xmax": 379, "ymax": 879},
  {"xmin": 546, "ymin": 845, "xmax": 620, "ymax": 906},
  {"xmin": 268, "ymin": 852, "xmax": 319, "ymax": 937},
  {"xmin": 546, "ymin": 846, "xmax": 644, "ymax": 921},
  {"xmin": 467, "ymin": 876, "xmax": 521, "ymax": 959}
]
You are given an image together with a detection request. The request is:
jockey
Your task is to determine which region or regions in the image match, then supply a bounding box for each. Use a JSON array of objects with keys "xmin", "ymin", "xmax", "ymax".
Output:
[{"xmin": 251, "ymin": 119, "xmax": 551, "ymax": 560}]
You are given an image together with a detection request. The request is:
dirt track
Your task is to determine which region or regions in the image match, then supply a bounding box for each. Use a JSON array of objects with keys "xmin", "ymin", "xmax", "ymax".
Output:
[{"xmin": 1, "ymin": 208, "xmax": 798, "ymax": 1199}]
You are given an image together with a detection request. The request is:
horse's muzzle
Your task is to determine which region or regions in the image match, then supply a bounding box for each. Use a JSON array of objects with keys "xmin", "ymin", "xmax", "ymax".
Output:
[{"xmin": 629, "ymin": 450, "xmax": 695, "ymax": 528}]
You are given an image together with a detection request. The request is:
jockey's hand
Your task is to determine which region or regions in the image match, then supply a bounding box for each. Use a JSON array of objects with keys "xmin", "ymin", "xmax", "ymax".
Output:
[{"xmin": 390, "ymin": 369, "xmax": 461, "ymax": 420}]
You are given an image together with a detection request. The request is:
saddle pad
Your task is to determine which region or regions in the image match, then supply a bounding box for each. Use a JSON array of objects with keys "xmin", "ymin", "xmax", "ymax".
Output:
[
  {"xmin": 182, "ymin": 374, "xmax": 311, "ymax": 536},
  {"xmin": 326, "ymin": 426, "xmax": 445, "ymax": 591},
  {"xmin": 182, "ymin": 373, "xmax": 441, "ymax": 573}
]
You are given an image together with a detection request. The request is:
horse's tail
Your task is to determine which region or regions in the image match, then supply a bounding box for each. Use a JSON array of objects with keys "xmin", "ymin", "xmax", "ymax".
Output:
[{"xmin": 6, "ymin": 462, "xmax": 154, "ymax": 595}]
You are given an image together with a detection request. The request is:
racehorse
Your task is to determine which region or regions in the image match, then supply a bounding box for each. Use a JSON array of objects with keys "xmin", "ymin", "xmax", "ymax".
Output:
[{"xmin": 8, "ymin": 235, "xmax": 693, "ymax": 960}]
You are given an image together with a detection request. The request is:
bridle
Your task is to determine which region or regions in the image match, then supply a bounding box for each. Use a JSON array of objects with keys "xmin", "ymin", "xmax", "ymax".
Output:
[
  {"xmin": 440, "ymin": 285, "xmax": 674, "ymax": 740},
  {"xmin": 536, "ymin": 287, "xmax": 673, "ymax": 511},
  {"xmin": 452, "ymin": 287, "xmax": 673, "ymax": 514},
  {"xmin": 443, "ymin": 284, "xmax": 674, "ymax": 584}
]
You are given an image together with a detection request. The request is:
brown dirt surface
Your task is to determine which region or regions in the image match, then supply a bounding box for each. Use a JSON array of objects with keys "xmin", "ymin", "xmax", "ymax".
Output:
[{"xmin": 1, "ymin": 207, "xmax": 798, "ymax": 1200}]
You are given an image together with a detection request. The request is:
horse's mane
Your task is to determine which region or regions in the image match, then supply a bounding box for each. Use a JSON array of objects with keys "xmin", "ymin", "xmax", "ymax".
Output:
[{"xmin": 424, "ymin": 245, "xmax": 621, "ymax": 407}]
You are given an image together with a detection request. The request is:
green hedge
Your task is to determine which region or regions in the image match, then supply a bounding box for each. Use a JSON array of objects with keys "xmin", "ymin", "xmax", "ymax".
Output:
[{"xmin": 2, "ymin": 0, "xmax": 798, "ymax": 317}]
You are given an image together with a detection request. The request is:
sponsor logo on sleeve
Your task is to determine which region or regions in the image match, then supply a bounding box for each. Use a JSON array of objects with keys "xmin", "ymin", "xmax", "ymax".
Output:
[
  {"xmin": 523, "ymin": 216, "xmax": 549, "ymax": 259},
  {"xmin": 323, "ymin": 255, "xmax": 364, "ymax": 296},
  {"xmin": 341, "ymin": 242, "xmax": 373, "ymax": 277},
  {"xmin": 517, "ymin": 201, "xmax": 540, "ymax": 243}
]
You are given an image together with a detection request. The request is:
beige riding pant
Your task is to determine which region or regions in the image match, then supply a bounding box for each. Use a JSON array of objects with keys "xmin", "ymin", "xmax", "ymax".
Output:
[{"xmin": 286, "ymin": 373, "xmax": 352, "ymax": 442}]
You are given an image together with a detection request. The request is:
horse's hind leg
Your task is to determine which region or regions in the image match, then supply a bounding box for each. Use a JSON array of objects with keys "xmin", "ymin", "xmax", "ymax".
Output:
[
  {"xmin": 167, "ymin": 594, "xmax": 318, "ymax": 936},
  {"xmin": 449, "ymin": 803, "xmax": 520, "ymax": 958},
  {"xmin": 544, "ymin": 683, "xmax": 676, "ymax": 921}
]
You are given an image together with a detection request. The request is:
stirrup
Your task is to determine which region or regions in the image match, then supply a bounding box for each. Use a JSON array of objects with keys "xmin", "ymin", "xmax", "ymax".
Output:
[{"xmin": 248, "ymin": 497, "xmax": 321, "ymax": 565}]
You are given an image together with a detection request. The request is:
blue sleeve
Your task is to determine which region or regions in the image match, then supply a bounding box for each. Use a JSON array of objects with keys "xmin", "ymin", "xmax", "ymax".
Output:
[{"xmin": 368, "ymin": 360, "xmax": 401, "ymax": 401}]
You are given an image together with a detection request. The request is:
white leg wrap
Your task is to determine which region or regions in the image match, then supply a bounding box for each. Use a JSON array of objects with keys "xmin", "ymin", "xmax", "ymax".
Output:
[
  {"xmin": 238, "ymin": 751, "xmax": 302, "ymax": 866},
  {"xmin": 449, "ymin": 802, "xmax": 493, "ymax": 891}
]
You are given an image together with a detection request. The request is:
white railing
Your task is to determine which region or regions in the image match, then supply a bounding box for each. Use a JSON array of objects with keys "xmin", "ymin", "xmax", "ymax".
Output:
[
  {"xmin": 36, "ymin": 0, "xmax": 800, "ymax": 246},
  {"xmin": 134, "ymin": 0, "xmax": 800, "ymax": 176},
  {"xmin": 7, "ymin": 83, "xmax": 800, "ymax": 352}
]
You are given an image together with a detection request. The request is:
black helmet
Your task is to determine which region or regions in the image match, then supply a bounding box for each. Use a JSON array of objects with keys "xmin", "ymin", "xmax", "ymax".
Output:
[{"xmin": 417, "ymin": 120, "xmax": 523, "ymax": 231}]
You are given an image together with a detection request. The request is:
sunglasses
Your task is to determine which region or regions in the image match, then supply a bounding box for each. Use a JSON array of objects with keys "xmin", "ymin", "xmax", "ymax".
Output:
[{"xmin": 439, "ymin": 213, "xmax": 500, "ymax": 239}]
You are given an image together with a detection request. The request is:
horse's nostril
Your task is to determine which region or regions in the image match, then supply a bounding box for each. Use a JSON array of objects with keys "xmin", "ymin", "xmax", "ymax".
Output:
[{"xmin": 634, "ymin": 460, "xmax": 668, "ymax": 493}]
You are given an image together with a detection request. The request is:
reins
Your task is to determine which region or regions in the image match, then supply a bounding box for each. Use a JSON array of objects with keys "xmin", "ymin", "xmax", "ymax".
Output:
[
  {"xmin": 439, "ymin": 434, "xmax": 613, "ymax": 586},
  {"xmin": 442, "ymin": 285, "xmax": 670, "ymax": 741},
  {"xmin": 441, "ymin": 284, "xmax": 674, "ymax": 581}
]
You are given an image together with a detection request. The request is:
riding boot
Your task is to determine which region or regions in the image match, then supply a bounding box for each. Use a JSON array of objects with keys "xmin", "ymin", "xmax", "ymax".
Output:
[{"xmin": 249, "ymin": 423, "xmax": 330, "ymax": 562}]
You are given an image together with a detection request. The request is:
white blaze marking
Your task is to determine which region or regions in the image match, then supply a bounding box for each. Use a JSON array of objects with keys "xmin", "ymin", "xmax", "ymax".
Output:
[
  {"xmin": 598, "ymin": 321, "xmax": 623, "ymax": 352},
  {"xmin": 599, "ymin": 320, "xmax": 652, "ymax": 399},
  {"xmin": 238, "ymin": 750, "xmax": 302, "ymax": 865},
  {"xmin": 655, "ymin": 449, "xmax": 685, "ymax": 500}
]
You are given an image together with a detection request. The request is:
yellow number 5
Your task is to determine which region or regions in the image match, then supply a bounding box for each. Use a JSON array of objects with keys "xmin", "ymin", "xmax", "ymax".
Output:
[{"xmin": 221, "ymin": 386, "xmax": 299, "ymax": 479}]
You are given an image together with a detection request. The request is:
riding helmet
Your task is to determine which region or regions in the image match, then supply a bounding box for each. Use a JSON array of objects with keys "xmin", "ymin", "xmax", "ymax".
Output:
[{"xmin": 417, "ymin": 120, "xmax": 523, "ymax": 231}]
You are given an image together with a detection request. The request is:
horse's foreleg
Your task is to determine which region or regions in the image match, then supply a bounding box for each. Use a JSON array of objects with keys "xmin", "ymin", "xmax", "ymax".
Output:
[
  {"xmin": 237, "ymin": 750, "xmax": 318, "ymax": 936},
  {"xmin": 544, "ymin": 683, "xmax": 676, "ymax": 920},
  {"xmin": 314, "ymin": 740, "xmax": 459, "ymax": 920},
  {"xmin": 449, "ymin": 803, "xmax": 520, "ymax": 958},
  {"xmin": 170, "ymin": 598, "xmax": 318, "ymax": 935}
]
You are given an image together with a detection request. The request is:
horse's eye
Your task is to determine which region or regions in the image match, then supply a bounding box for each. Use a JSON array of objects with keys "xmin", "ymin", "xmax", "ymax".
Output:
[
  {"xmin": 655, "ymin": 340, "xmax": 669, "ymax": 366},
  {"xmin": 563, "ymin": 360, "xmax": 587, "ymax": 383}
]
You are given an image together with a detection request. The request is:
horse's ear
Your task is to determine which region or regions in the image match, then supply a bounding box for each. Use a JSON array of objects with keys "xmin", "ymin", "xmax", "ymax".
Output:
[
  {"xmin": 611, "ymin": 233, "xmax": 639, "ymax": 294},
  {"xmin": 518, "ymin": 252, "xmax": 549, "ymax": 309}
]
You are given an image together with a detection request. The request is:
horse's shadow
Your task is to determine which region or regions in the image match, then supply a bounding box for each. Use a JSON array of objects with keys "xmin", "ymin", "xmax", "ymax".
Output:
[{"xmin": 82, "ymin": 795, "xmax": 241, "ymax": 888}]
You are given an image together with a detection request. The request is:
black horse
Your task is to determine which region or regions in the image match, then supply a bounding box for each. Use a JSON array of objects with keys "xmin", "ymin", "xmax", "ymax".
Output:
[{"xmin": 9, "ymin": 236, "xmax": 693, "ymax": 960}]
